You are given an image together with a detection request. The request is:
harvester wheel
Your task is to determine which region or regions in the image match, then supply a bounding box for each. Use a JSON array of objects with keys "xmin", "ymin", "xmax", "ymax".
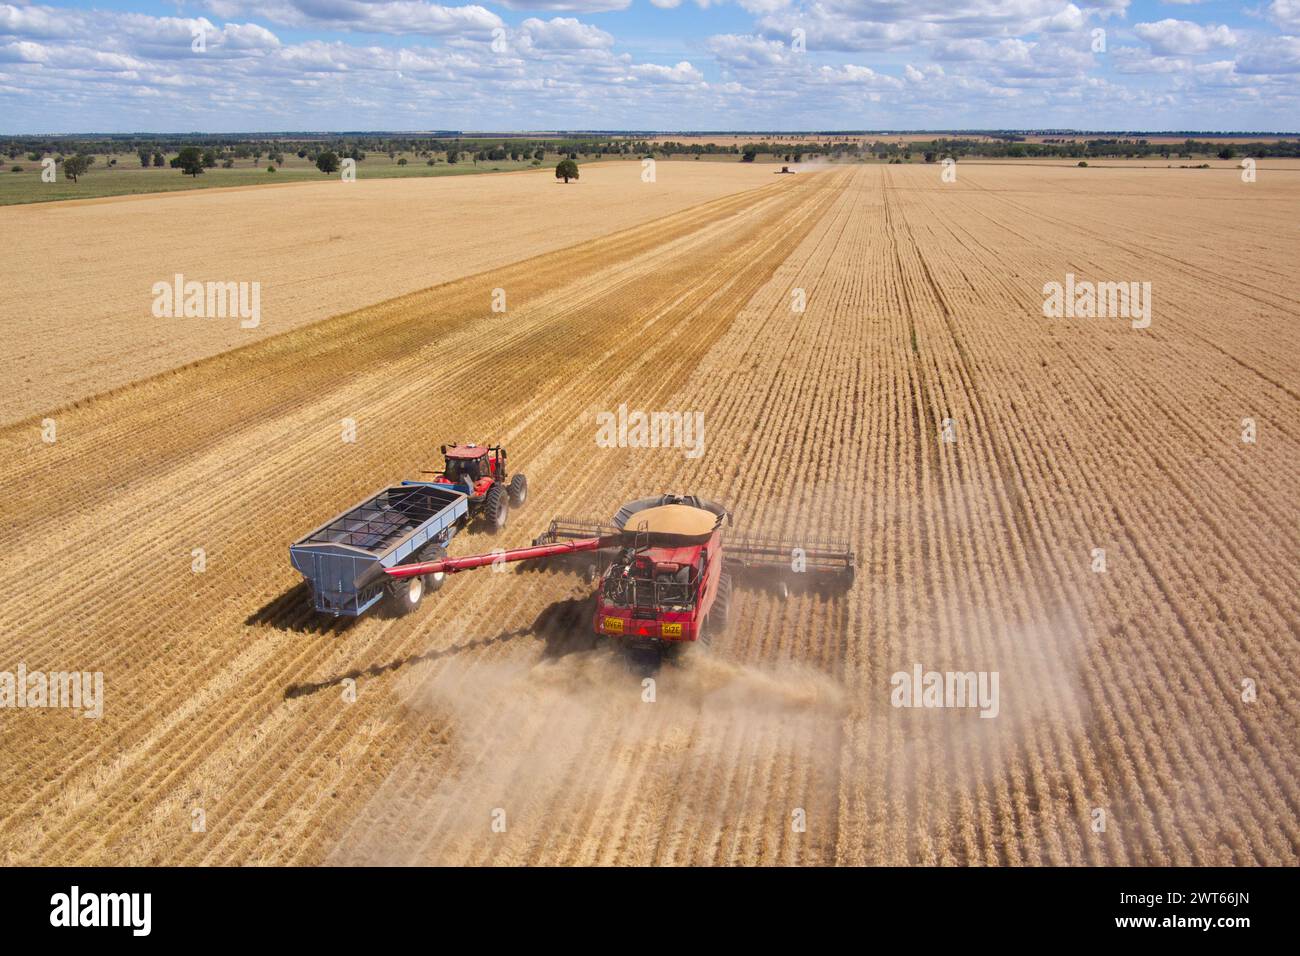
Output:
[
  {"xmin": 508, "ymin": 473, "xmax": 528, "ymax": 507},
  {"xmin": 387, "ymin": 573, "xmax": 424, "ymax": 616},
  {"xmin": 712, "ymin": 572, "xmax": 733, "ymax": 633},
  {"xmin": 485, "ymin": 484, "xmax": 509, "ymax": 534}
]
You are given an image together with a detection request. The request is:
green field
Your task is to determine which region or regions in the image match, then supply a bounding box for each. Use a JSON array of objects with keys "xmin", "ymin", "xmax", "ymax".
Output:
[{"xmin": 0, "ymin": 152, "xmax": 592, "ymax": 206}]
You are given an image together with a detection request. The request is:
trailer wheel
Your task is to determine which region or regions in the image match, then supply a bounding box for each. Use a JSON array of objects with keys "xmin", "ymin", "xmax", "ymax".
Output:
[
  {"xmin": 712, "ymin": 572, "xmax": 733, "ymax": 633},
  {"xmin": 485, "ymin": 484, "xmax": 509, "ymax": 533},
  {"xmin": 387, "ymin": 573, "xmax": 424, "ymax": 616},
  {"xmin": 508, "ymin": 473, "xmax": 528, "ymax": 507},
  {"xmin": 419, "ymin": 545, "xmax": 449, "ymax": 593}
]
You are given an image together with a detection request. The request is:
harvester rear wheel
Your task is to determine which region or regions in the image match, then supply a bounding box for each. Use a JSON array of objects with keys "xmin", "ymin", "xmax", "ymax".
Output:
[
  {"xmin": 508, "ymin": 473, "xmax": 528, "ymax": 507},
  {"xmin": 485, "ymin": 484, "xmax": 509, "ymax": 533}
]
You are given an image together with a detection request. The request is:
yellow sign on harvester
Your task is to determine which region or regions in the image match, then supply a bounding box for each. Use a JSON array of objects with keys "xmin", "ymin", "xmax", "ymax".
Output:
[{"xmin": 603, "ymin": 617, "xmax": 624, "ymax": 633}]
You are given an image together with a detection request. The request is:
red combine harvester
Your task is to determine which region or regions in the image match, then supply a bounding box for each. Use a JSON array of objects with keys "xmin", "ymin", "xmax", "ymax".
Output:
[
  {"xmin": 386, "ymin": 494, "xmax": 854, "ymax": 660},
  {"xmin": 423, "ymin": 443, "xmax": 527, "ymax": 533}
]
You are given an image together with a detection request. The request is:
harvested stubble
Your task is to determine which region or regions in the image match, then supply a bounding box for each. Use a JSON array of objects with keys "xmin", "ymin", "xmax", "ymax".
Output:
[{"xmin": 0, "ymin": 162, "xmax": 1296, "ymax": 865}]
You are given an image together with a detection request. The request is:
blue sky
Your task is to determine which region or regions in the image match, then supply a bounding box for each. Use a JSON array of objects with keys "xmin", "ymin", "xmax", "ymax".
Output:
[{"xmin": 2, "ymin": 1, "xmax": 1298, "ymax": 133}]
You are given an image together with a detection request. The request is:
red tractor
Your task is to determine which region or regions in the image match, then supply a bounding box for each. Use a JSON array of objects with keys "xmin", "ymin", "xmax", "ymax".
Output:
[
  {"xmin": 423, "ymin": 443, "xmax": 528, "ymax": 533},
  {"xmin": 386, "ymin": 494, "xmax": 853, "ymax": 661}
]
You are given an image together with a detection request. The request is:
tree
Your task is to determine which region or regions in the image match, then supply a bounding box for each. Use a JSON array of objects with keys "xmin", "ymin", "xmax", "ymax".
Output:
[
  {"xmin": 138, "ymin": 148, "xmax": 151, "ymax": 168},
  {"xmin": 1218, "ymin": 146, "xmax": 1236, "ymax": 160},
  {"xmin": 176, "ymin": 146, "xmax": 205, "ymax": 177},
  {"xmin": 152, "ymin": 151, "xmax": 165, "ymax": 167},
  {"xmin": 267, "ymin": 165, "xmax": 277, "ymax": 173},
  {"xmin": 397, "ymin": 157, "xmax": 407, "ymax": 166},
  {"xmin": 446, "ymin": 149, "xmax": 460, "ymax": 164},
  {"xmin": 555, "ymin": 158, "xmax": 579, "ymax": 183},
  {"xmin": 533, "ymin": 148, "xmax": 545, "ymax": 161},
  {"xmin": 62, "ymin": 154, "xmax": 93, "ymax": 183},
  {"xmin": 741, "ymin": 148, "xmax": 757, "ymax": 162},
  {"xmin": 316, "ymin": 151, "xmax": 340, "ymax": 174},
  {"xmin": 202, "ymin": 149, "xmax": 218, "ymax": 168}
]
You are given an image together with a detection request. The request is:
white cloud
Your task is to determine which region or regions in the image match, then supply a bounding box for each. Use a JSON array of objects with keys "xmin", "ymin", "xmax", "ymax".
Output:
[
  {"xmin": 1236, "ymin": 35, "xmax": 1300, "ymax": 74},
  {"xmin": 903, "ymin": 62, "xmax": 943, "ymax": 83},
  {"xmin": 817, "ymin": 63, "xmax": 902, "ymax": 88},
  {"xmin": 630, "ymin": 60, "xmax": 703, "ymax": 84},
  {"xmin": 516, "ymin": 17, "xmax": 613, "ymax": 52},
  {"xmin": 498, "ymin": 0, "xmax": 630, "ymax": 10},
  {"xmin": 201, "ymin": 1, "xmax": 502, "ymax": 36},
  {"xmin": 1266, "ymin": 0, "xmax": 1300, "ymax": 31},
  {"xmin": 1110, "ymin": 45, "xmax": 1190, "ymax": 74},
  {"xmin": 1133, "ymin": 19, "xmax": 1236, "ymax": 56},
  {"xmin": 707, "ymin": 33, "xmax": 789, "ymax": 69},
  {"xmin": 1045, "ymin": 4, "xmax": 1086, "ymax": 31}
]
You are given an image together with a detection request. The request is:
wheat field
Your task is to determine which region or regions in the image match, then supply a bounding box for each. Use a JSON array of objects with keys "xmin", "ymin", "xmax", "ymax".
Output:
[{"xmin": 1, "ymin": 162, "xmax": 1296, "ymax": 865}]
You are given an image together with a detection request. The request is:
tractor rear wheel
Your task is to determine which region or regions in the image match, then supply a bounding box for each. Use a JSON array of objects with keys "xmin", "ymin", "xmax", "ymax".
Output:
[
  {"xmin": 485, "ymin": 484, "xmax": 509, "ymax": 533},
  {"xmin": 508, "ymin": 473, "xmax": 528, "ymax": 507},
  {"xmin": 387, "ymin": 572, "xmax": 424, "ymax": 616}
]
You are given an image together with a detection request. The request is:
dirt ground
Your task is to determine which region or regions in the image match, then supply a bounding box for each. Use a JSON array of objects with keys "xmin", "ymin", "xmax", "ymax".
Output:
[{"xmin": 0, "ymin": 162, "xmax": 1296, "ymax": 865}]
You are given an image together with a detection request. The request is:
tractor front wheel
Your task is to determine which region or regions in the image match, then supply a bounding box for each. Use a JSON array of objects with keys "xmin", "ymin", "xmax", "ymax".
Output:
[
  {"xmin": 508, "ymin": 473, "xmax": 528, "ymax": 507},
  {"xmin": 485, "ymin": 484, "xmax": 509, "ymax": 533}
]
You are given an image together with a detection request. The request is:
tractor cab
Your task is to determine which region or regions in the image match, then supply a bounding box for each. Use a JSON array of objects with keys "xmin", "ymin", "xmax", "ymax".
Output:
[
  {"xmin": 426, "ymin": 443, "xmax": 525, "ymax": 534},
  {"xmin": 436, "ymin": 443, "xmax": 506, "ymax": 499}
]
